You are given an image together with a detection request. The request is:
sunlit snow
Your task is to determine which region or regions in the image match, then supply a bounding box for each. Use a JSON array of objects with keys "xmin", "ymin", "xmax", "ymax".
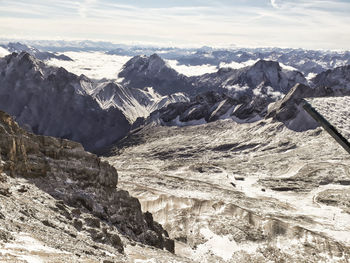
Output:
[{"xmin": 0, "ymin": 47, "xmax": 10, "ymax": 57}]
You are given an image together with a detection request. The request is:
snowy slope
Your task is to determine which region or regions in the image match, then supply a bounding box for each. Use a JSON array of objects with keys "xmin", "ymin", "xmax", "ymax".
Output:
[
  {"xmin": 105, "ymin": 117, "xmax": 350, "ymax": 262},
  {"xmin": 0, "ymin": 47, "xmax": 10, "ymax": 57},
  {"xmin": 93, "ymin": 82, "xmax": 189, "ymax": 122}
]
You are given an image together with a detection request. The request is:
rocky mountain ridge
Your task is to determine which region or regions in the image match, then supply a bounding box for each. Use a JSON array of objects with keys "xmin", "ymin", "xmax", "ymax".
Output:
[
  {"xmin": 1, "ymin": 50, "xmax": 350, "ymax": 153},
  {"xmin": 0, "ymin": 110, "xmax": 178, "ymax": 262},
  {"xmin": 0, "ymin": 42, "xmax": 72, "ymax": 61},
  {"xmin": 0, "ymin": 52, "xmax": 131, "ymax": 153}
]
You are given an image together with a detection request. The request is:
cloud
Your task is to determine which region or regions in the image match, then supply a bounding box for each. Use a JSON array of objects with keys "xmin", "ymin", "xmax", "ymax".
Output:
[
  {"xmin": 78, "ymin": 0, "xmax": 97, "ymax": 18},
  {"xmin": 0, "ymin": 0, "xmax": 350, "ymax": 50},
  {"xmin": 270, "ymin": 0, "xmax": 279, "ymax": 8}
]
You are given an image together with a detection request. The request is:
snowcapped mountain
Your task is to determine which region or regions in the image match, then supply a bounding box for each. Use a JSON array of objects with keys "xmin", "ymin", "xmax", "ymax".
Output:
[
  {"xmin": 193, "ymin": 59, "xmax": 307, "ymax": 96},
  {"xmin": 1, "ymin": 48, "xmax": 349, "ymax": 150},
  {"xmin": 118, "ymin": 54, "xmax": 194, "ymax": 95},
  {"xmin": 139, "ymin": 58, "xmax": 308, "ymax": 126},
  {"xmin": 13, "ymin": 40, "xmax": 350, "ymax": 77},
  {"xmin": 92, "ymin": 82, "xmax": 189, "ymax": 122},
  {"xmin": 312, "ymin": 65, "xmax": 350, "ymax": 94},
  {"xmin": 0, "ymin": 42, "xmax": 73, "ymax": 61},
  {"xmin": 119, "ymin": 54, "xmax": 306, "ymax": 98},
  {"xmin": 106, "ymin": 44, "xmax": 350, "ymax": 77},
  {"xmin": 0, "ymin": 52, "xmax": 130, "ymax": 152}
]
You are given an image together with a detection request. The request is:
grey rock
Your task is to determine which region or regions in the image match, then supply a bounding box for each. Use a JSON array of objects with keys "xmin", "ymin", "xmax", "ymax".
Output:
[{"xmin": 0, "ymin": 52, "xmax": 131, "ymax": 153}]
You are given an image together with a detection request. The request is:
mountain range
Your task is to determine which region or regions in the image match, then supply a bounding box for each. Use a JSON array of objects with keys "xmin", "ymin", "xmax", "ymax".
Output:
[
  {"xmin": 1, "ymin": 41, "xmax": 350, "ymax": 262},
  {"xmin": 1, "ymin": 48, "xmax": 350, "ymax": 153}
]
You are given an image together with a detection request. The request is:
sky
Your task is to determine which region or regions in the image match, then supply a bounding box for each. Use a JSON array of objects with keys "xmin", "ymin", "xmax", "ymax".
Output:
[{"xmin": 0, "ymin": 0, "xmax": 350, "ymax": 50}]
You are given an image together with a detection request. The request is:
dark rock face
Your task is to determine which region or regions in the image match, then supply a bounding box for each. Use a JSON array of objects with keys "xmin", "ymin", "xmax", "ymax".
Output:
[
  {"xmin": 266, "ymin": 83, "xmax": 314, "ymax": 121},
  {"xmin": 311, "ymin": 64, "xmax": 350, "ymax": 95},
  {"xmin": 119, "ymin": 54, "xmax": 193, "ymax": 96},
  {"xmin": 147, "ymin": 90, "xmax": 278, "ymax": 126},
  {"xmin": 148, "ymin": 91, "xmax": 237, "ymax": 125},
  {"xmin": 0, "ymin": 52, "xmax": 131, "ymax": 153},
  {"xmin": 0, "ymin": 110, "xmax": 173, "ymax": 252}
]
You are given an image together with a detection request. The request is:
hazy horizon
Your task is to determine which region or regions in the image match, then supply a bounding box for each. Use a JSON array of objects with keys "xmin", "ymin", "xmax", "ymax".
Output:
[{"xmin": 1, "ymin": 0, "xmax": 350, "ymax": 50}]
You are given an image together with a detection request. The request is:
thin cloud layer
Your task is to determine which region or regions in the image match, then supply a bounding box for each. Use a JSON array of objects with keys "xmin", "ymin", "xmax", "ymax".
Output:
[{"xmin": 0, "ymin": 0, "xmax": 349, "ymax": 49}]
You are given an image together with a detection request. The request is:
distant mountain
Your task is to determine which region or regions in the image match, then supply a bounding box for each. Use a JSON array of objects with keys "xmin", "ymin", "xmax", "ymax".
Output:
[
  {"xmin": 0, "ymin": 42, "xmax": 73, "ymax": 61},
  {"xmin": 107, "ymin": 46, "xmax": 350, "ymax": 77},
  {"xmin": 311, "ymin": 65, "xmax": 350, "ymax": 94},
  {"xmin": 172, "ymin": 49, "xmax": 350, "ymax": 76},
  {"xmin": 0, "ymin": 52, "xmax": 130, "ymax": 152},
  {"xmin": 140, "ymin": 58, "xmax": 307, "ymax": 126},
  {"xmin": 193, "ymin": 59, "xmax": 307, "ymax": 96},
  {"xmin": 118, "ymin": 54, "xmax": 193, "ymax": 95},
  {"xmin": 119, "ymin": 54, "xmax": 306, "ymax": 98},
  {"xmin": 1, "ymin": 49, "xmax": 348, "ymax": 150}
]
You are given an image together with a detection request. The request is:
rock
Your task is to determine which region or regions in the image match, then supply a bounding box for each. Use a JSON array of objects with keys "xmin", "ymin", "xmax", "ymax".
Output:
[
  {"xmin": 0, "ymin": 229, "xmax": 13, "ymax": 242},
  {"xmin": 17, "ymin": 185, "xmax": 28, "ymax": 193},
  {"xmin": 266, "ymin": 83, "xmax": 319, "ymax": 131},
  {"xmin": 0, "ymin": 110, "xmax": 173, "ymax": 252},
  {"xmin": 84, "ymin": 216, "xmax": 101, "ymax": 228},
  {"xmin": 42, "ymin": 220, "xmax": 56, "ymax": 228},
  {"xmin": 106, "ymin": 233, "xmax": 124, "ymax": 252},
  {"xmin": 73, "ymin": 219, "xmax": 83, "ymax": 231},
  {"xmin": 0, "ymin": 184, "xmax": 11, "ymax": 196},
  {"xmin": 0, "ymin": 52, "xmax": 131, "ymax": 153}
]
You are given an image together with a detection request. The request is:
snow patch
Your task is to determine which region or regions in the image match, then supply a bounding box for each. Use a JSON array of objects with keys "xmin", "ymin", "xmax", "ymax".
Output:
[
  {"xmin": 0, "ymin": 47, "xmax": 10, "ymax": 57},
  {"xmin": 170, "ymin": 116, "xmax": 207, "ymax": 127}
]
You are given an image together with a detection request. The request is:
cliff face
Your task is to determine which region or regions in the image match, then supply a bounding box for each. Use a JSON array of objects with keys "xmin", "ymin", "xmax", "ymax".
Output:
[
  {"xmin": 0, "ymin": 110, "xmax": 175, "ymax": 262},
  {"xmin": 0, "ymin": 52, "xmax": 131, "ymax": 153}
]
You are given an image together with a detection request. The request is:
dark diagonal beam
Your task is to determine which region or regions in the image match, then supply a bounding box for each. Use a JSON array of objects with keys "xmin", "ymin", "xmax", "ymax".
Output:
[{"xmin": 302, "ymin": 99, "xmax": 350, "ymax": 155}]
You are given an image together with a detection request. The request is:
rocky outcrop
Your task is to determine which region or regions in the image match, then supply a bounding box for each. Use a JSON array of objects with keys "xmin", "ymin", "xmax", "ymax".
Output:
[
  {"xmin": 0, "ymin": 110, "xmax": 174, "ymax": 253},
  {"xmin": 265, "ymin": 83, "xmax": 319, "ymax": 131}
]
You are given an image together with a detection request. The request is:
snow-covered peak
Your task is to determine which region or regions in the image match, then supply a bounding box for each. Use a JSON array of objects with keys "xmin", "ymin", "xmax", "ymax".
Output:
[
  {"xmin": 0, "ymin": 42, "xmax": 72, "ymax": 61},
  {"xmin": 0, "ymin": 52, "xmax": 131, "ymax": 152},
  {"xmin": 118, "ymin": 54, "xmax": 191, "ymax": 95},
  {"xmin": 312, "ymin": 65, "xmax": 350, "ymax": 92},
  {"xmin": 119, "ymin": 53, "xmax": 170, "ymax": 76},
  {"xmin": 2, "ymin": 52, "xmax": 44, "ymax": 76}
]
